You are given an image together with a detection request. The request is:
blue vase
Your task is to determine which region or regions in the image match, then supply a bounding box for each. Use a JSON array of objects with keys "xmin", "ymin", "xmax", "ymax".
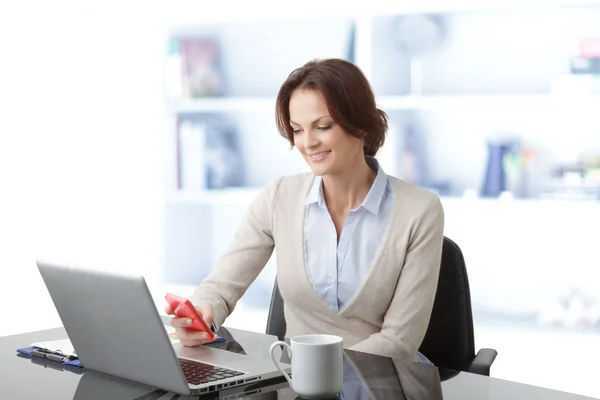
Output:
[{"xmin": 481, "ymin": 141, "xmax": 511, "ymax": 197}]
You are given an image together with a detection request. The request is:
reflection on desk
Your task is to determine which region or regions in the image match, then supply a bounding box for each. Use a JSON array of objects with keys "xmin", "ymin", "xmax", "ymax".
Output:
[
  {"xmin": 16, "ymin": 353, "xmax": 84, "ymax": 376},
  {"xmin": 342, "ymin": 349, "xmax": 443, "ymax": 400},
  {"xmin": 68, "ymin": 349, "xmax": 443, "ymax": 400},
  {"xmin": 3, "ymin": 324, "xmax": 595, "ymax": 400}
]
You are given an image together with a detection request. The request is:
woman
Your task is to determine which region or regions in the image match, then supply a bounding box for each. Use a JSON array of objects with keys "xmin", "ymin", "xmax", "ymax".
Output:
[{"xmin": 168, "ymin": 58, "xmax": 444, "ymax": 363}]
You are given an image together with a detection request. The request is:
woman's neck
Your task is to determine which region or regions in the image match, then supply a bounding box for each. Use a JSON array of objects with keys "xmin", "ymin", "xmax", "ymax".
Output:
[{"xmin": 322, "ymin": 157, "xmax": 376, "ymax": 212}]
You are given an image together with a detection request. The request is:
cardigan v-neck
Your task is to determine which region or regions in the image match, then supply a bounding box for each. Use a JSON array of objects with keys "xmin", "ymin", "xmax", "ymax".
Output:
[
  {"xmin": 190, "ymin": 172, "xmax": 444, "ymax": 362},
  {"xmin": 302, "ymin": 156, "xmax": 394, "ymax": 312},
  {"xmin": 300, "ymin": 176, "xmax": 397, "ymax": 317}
]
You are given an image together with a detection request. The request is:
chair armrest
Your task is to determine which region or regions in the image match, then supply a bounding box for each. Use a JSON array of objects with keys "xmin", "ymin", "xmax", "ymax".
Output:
[{"xmin": 468, "ymin": 348, "xmax": 498, "ymax": 376}]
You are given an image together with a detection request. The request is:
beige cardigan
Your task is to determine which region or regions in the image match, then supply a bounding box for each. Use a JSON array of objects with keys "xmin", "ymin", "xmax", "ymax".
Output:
[{"xmin": 190, "ymin": 172, "xmax": 444, "ymax": 361}]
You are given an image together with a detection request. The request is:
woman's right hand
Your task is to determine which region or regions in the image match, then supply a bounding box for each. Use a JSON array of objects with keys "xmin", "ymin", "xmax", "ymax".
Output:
[{"xmin": 165, "ymin": 302, "xmax": 216, "ymax": 347}]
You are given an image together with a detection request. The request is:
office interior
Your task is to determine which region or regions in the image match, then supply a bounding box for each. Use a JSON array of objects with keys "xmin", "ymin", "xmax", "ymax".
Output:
[{"xmin": 0, "ymin": 0, "xmax": 599, "ymax": 398}]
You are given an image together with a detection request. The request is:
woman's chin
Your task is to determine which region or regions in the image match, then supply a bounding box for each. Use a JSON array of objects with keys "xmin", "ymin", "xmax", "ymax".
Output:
[
  {"xmin": 304, "ymin": 155, "xmax": 333, "ymax": 176},
  {"xmin": 308, "ymin": 164, "xmax": 329, "ymax": 176}
]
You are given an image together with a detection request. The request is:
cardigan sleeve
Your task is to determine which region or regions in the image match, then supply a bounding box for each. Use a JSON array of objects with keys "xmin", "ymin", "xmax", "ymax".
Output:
[
  {"xmin": 349, "ymin": 195, "xmax": 444, "ymax": 360},
  {"xmin": 189, "ymin": 177, "xmax": 281, "ymax": 329}
]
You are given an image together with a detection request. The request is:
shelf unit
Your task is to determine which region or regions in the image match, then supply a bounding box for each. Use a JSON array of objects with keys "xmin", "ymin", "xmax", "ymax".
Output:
[
  {"xmin": 165, "ymin": 3, "xmax": 600, "ymax": 195},
  {"xmin": 169, "ymin": 93, "xmax": 600, "ymax": 114},
  {"xmin": 162, "ymin": 1, "xmax": 600, "ymax": 286}
]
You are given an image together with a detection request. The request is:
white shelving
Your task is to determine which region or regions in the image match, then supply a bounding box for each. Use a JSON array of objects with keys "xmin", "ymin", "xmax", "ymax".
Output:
[
  {"xmin": 378, "ymin": 94, "xmax": 600, "ymax": 111},
  {"xmin": 162, "ymin": 2, "xmax": 600, "ymax": 286},
  {"xmin": 166, "ymin": 187, "xmax": 261, "ymax": 204},
  {"xmin": 163, "ymin": 0, "xmax": 600, "ymax": 25},
  {"xmin": 169, "ymin": 97, "xmax": 276, "ymax": 113},
  {"xmin": 168, "ymin": 94, "xmax": 600, "ymax": 114},
  {"xmin": 366, "ymin": 0, "xmax": 600, "ymax": 15}
]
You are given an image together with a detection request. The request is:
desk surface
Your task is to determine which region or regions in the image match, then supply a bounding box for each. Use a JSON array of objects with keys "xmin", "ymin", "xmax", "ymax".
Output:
[{"xmin": 0, "ymin": 324, "xmax": 595, "ymax": 400}]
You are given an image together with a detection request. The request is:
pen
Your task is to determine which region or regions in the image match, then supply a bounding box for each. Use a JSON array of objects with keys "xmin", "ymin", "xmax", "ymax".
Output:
[{"xmin": 31, "ymin": 348, "xmax": 78, "ymax": 363}]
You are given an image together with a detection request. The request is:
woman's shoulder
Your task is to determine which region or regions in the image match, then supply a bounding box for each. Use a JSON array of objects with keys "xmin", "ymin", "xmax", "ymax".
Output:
[
  {"xmin": 387, "ymin": 175, "xmax": 438, "ymax": 198},
  {"xmin": 262, "ymin": 173, "xmax": 314, "ymax": 197},
  {"xmin": 255, "ymin": 173, "xmax": 315, "ymax": 204},
  {"xmin": 386, "ymin": 175, "xmax": 443, "ymax": 215}
]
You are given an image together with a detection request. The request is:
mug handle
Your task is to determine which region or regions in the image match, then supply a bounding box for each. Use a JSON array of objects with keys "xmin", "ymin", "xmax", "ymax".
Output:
[{"xmin": 269, "ymin": 341, "xmax": 293, "ymax": 388}]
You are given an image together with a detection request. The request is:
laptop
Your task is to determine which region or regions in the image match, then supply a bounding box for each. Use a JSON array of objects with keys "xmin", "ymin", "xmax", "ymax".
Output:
[{"xmin": 36, "ymin": 260, "xmax": 290, "ymax": 396}]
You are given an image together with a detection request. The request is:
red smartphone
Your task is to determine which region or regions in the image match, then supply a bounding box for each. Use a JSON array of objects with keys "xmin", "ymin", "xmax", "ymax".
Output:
[{"xmin": 165, "ymin": 293, "xmax": 215, "ymax": 341}]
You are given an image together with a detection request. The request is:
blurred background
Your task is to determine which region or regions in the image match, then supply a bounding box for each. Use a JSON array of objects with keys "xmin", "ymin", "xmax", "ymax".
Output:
[{"xmin": 1, "ymin": 0, "xmax": 599, "ymax": 397}]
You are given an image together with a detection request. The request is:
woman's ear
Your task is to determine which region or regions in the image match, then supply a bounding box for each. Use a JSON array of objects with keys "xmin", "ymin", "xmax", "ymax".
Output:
[{"xmin": 350, "ymin": 130, "xmax": 368, "ymax": 145}]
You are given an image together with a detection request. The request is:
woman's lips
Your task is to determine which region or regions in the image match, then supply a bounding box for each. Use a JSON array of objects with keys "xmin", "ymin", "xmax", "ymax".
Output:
[{"xmin": 308, "ymin": 150, "xmax": 331, "ymax": 162}]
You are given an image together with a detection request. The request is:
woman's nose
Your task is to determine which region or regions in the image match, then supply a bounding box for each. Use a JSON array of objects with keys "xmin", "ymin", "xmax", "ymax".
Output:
[{"xmin": 302, "ymin": 130, "xmax": 319, "ymax": 150}]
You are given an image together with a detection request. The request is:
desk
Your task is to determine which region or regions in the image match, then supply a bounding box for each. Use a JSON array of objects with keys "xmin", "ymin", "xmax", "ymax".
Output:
[{"xmin": 0, "ymin": 324, "xmax": 595, "ymax": 400}]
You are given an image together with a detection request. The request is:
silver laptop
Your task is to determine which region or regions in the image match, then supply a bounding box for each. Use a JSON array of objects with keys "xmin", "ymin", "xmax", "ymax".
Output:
[{"xmin": 36, "ymin": 260, "xmax": 290, "ymax": 396}]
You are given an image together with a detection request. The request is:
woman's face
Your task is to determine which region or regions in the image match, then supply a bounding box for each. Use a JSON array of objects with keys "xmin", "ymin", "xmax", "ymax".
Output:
[{"xmin": 289, "ymin": 89, "xmax": 364, "ymax": 177}]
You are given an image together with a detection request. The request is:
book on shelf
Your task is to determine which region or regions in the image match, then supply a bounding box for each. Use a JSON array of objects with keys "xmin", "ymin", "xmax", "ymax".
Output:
[
  {"xmin": 579, "ymin": 38, "xmax": 600, "ymax": 59},
  {"xmin": 177, "ymin": 118, "xmax": 207, "ymax": 191},
  {"xmin": 552, "ymin": 38, "xmax": 600, "ymax": 95},
  {"xmin": 167, "ymin": 36, "xmax": 226, "ymax": 99},
  {"xmin": 570, "ymin": 57, "xmax": 600, "ymax": 75},
  {"xmin": 176, "ymin": 115, "xmax": 245, "ymax": 191}
]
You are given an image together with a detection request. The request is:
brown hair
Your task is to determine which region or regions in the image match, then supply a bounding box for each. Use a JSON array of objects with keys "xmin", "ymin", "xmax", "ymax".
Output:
[{"xmin": 275, "ymin": 58, "xmax": 388, "ymax": 157}]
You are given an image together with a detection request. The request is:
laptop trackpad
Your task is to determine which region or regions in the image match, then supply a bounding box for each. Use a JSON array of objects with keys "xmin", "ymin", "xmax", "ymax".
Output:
[{"xmin": 174, "ymin": 343, "xmax": 251, "ymax": 366}]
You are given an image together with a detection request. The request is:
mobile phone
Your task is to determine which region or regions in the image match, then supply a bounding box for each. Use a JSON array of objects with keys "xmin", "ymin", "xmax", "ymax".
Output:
[{"xmin": 165, "ymin": 293, "xmax": 215, "ymax": 341}]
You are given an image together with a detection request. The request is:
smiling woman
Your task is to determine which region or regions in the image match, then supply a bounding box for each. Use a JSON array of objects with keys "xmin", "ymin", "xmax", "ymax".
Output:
[
  {"xmin": 286, "ymin": 89, "xmax": 366, "ymax": 178},
  {"xmin": 275, "ymin": 58, "xmax": 387, "ymax": 158},
  {"xmin": 171, "ymin": 58, "xmax": 444, "ymax": 365},
  {"xmin": 274, "ymin": 59, "xmax": 392, "ymax": 240}
]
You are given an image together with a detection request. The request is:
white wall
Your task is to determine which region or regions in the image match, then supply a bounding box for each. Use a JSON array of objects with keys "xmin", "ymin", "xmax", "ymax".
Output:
[
  {"xmin": 421, "ymin": 7, "xmax": 600, "ymax": 94},
  {"xmin": 0, "ymin": 1, "xmax": 166, "ymax": 334}
]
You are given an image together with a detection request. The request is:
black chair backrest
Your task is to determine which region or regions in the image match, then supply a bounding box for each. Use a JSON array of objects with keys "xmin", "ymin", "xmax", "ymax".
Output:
[
  {"xmin": 418, "ymin": 237, "xmax": 476, "ymax": 371},
  {"xmin": 266, "ymin": 277, "xmax": 286, "ymax": 340},
  {"xmin": 266, "ymin": 236, "xmax": 476, "ymax": 370}
]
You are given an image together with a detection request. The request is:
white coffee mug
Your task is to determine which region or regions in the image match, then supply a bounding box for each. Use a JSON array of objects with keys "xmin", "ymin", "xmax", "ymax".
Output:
[{"xmin": 269, "ymin": 334, "xmax": 343, "ymax": 399}]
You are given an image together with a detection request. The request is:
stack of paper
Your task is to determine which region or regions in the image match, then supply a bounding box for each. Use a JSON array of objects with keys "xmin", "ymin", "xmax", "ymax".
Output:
[{"xmin": 32, "ymin": 325, "xmax": 181, "ymax": 357}]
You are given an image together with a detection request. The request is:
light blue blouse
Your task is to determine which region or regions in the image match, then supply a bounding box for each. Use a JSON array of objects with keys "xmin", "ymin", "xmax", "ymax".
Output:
[
  {"xmin": 303, "ymin": 157, "xmax": 432, "ymax": 365},
  {"xmin": 303, "ymin": 156, "xmax": 393, "ymax": 311}
]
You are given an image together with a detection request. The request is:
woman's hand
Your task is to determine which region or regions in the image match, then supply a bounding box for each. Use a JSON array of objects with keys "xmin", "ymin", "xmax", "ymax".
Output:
[{"xmin": 165, "ymin": 302, "xmax": 217, "ymax": 347}]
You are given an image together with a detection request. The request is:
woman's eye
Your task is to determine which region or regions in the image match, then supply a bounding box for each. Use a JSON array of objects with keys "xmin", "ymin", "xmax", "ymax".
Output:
[
  {"xmin": 292, "ymin": 129, "xmax": 301, "ymax": 134},
  {"xmin": 318, "ymin": 125, "xmax": 332, "ymax": 131}
]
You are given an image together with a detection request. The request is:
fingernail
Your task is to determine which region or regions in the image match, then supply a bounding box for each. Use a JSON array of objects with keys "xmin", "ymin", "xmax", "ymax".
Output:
[{"xmin": 185, "ymin": 319, "xmax": 192, "ymax": 326}]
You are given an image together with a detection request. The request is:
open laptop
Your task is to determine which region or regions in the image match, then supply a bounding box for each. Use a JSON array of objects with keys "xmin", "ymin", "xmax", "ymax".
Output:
[{"xmin": 36, "ymin": 260, "xmax": 290, "ymax": 396}]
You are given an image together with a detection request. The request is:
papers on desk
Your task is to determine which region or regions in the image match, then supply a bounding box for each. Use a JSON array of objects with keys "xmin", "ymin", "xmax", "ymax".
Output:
[
  {"xmin": 31, "ymin": 326, "xmax": 180, "ymax": 356},
  {"xmin": 165, "ymin": 325, "xmax": 180, "ymax": 344},
  {"xmin": 18, "ymin": 325, "xmax": 179, "ymax": 370},
  {"xmin": 164, "ymin": 325, "xmax": 225, "ymax": 345},
  {"xmin": 19, "ymin": 325, "xmax": 224, "ymax": 372},
  {"xmin": 17, "ymin": 339, "xmax": 83, "ymax": 369}
]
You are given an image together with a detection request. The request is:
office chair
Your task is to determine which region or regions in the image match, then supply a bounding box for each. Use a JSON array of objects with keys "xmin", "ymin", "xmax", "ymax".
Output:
[
  {"xmin": 418, "ymin": 237, "xmax": 497, "ymax": 375},
  {"xmin": 265, "ymin": 236, "xmax": 498, "ymax": 377}
]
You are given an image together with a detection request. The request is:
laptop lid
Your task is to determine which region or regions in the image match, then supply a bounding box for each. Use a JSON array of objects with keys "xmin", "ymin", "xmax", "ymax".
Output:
[{"xmin": 36, "ymin": 260, "xmax": 191, "ymax": 395}]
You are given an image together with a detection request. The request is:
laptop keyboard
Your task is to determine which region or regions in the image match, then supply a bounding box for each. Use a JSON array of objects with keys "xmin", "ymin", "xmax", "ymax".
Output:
[{"xmin": 178, "ymin": 359, "xmax": 245, "ymax": 386}]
